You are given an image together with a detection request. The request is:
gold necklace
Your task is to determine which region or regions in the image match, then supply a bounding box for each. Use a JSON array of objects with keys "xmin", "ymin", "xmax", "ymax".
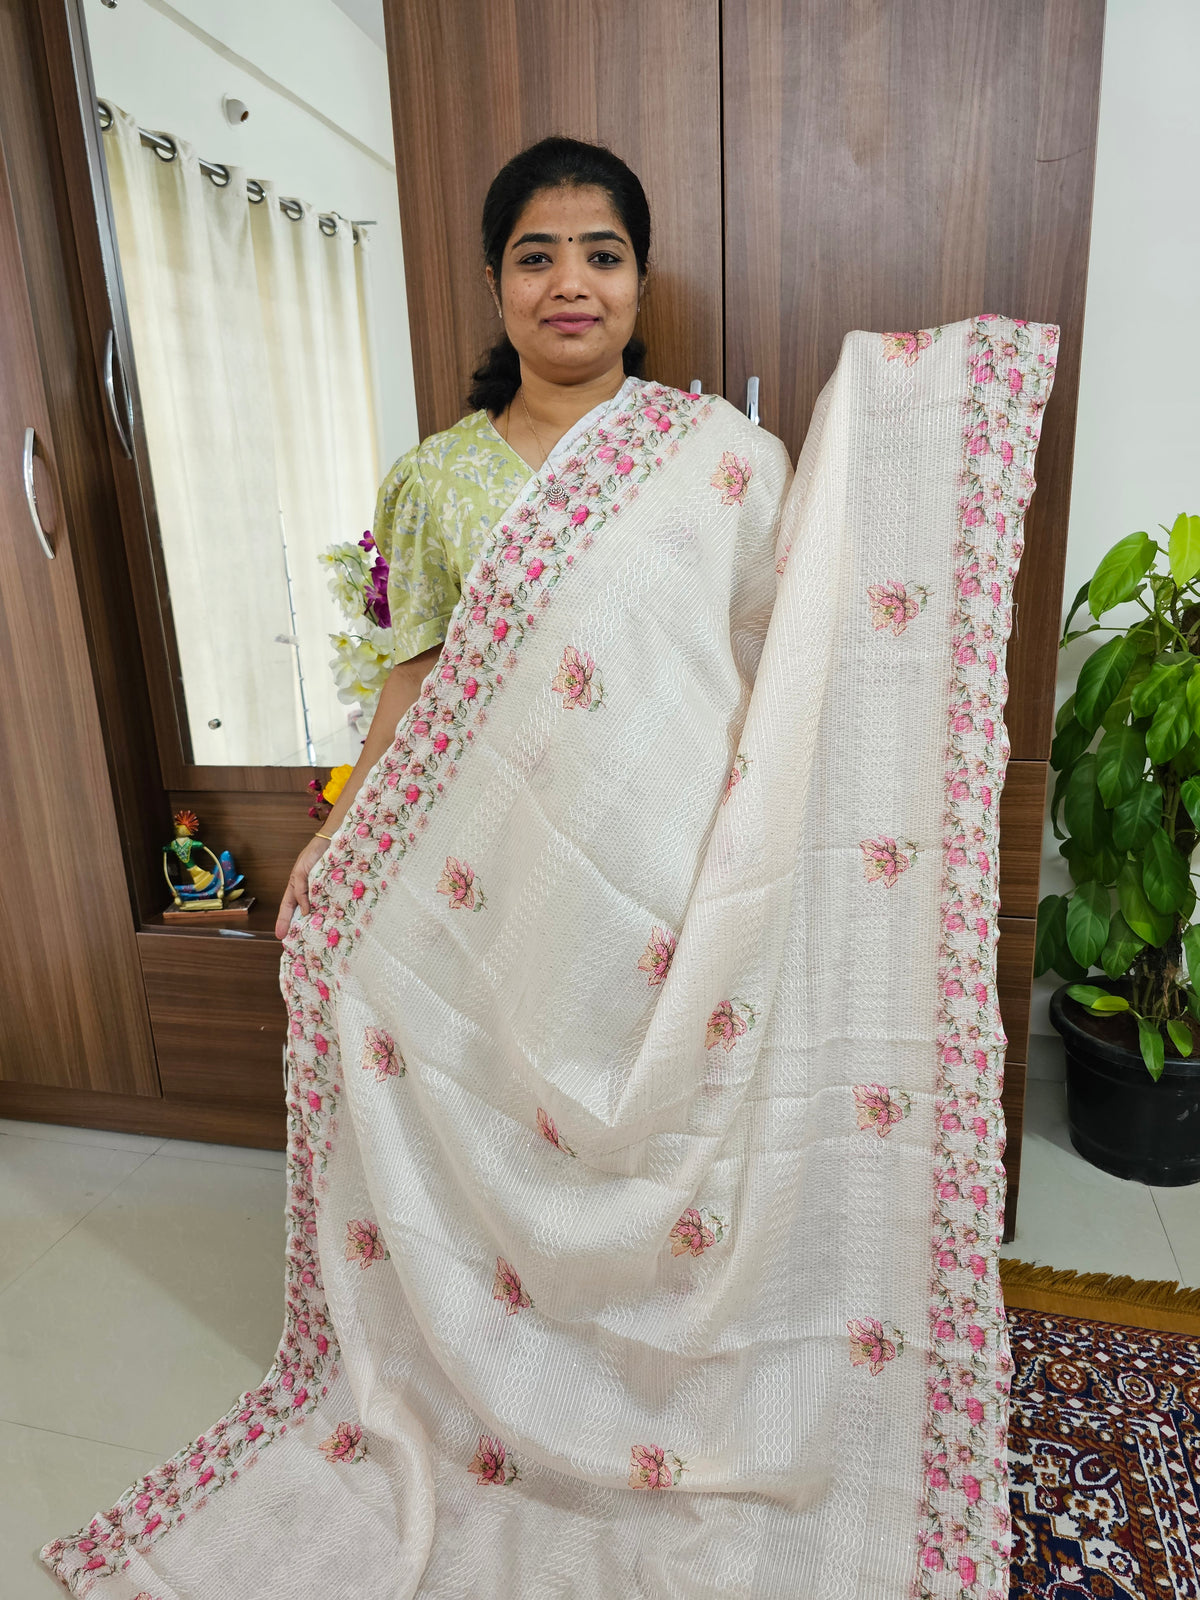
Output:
[{"xmin": 518, "ymin": 386, "xmax": 553, "ymax": 468}]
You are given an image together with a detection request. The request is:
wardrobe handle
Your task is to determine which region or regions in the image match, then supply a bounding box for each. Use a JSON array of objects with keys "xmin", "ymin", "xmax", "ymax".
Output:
[
  {"xmin": 689, "ymin": 378, "xmax": 702, "ymax": 394},
  {"xmin": 103, "ymin": 327, "xmax": 134, "ymax": 458},
  {"xmin": 23, "ymin": 427, "xmax": 55, "ymax": 561},
  {"xmin": 745, "ymin": 376, "xmax": 760, "ymax": 426}
]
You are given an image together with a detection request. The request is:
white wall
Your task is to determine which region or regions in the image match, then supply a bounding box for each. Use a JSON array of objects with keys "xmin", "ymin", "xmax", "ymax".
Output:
[
  {"xmin": 82, "ymin": 0, "xmax": 418, "ymax": 472},
  {"xmin": 1031, "ymin": 0, "xmax": 1200, "ymax": 1036}
]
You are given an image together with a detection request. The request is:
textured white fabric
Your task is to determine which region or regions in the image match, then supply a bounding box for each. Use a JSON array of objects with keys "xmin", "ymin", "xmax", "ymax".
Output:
[{"xmin": 42, "ymin": 325, "xmax": 1056, "ymax": 1599}]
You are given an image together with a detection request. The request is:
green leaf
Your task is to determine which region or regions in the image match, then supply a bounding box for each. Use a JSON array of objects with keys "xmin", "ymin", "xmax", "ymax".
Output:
[
  {"xmin": 1130, "ymin": 660, "xmax": 1185, "ymax": 718},
  {"xmin": 1035, "ymin": 894, "xmax": 1087, "ymax": 981},
  {"xmin": 1135, "ymin": 1015, "xmax": 1165, "ymax": 1081},
  {"xmin": 1100, "ymin": 910, "xmax": 1145, "ymax": 978},
  {"xmin": 1167, "ymin": 1018, "xmax": 1193, "ymax": 1057},
  {"xmin": 1143, "ymin": 826, "xmax": 1192, "ymax": 913},
  {"xmin": 1061, "ymin": 579, "xmax": 1093, "ymax": 639},
  {"xmin": 1171, "ymin": 733, "xmax": 1200, "ymax": 778},
  {"xmin": 1118, "ymin": 858, "xmax": 1174, "ymax": 945},
  {"xmin": 1183, "ymin": 923, "xmax": 1200, "ymax": 982},
  {"xmin": 1146, "ymin": 687, "xmax": 1192, "ymax": 765},
  {"xmin": 1095, "ymin": 724, "xmax": 1146, "ymax": 806},
  {"xmin": 1075, "ymin": 636, "xmax": 1139, "ymax": 733},
  {"xmin": 1090, "ymin": 993, "xmax": 1132, "ymax": 1012},
  {"xmin": 1050, "ymin": 718, "xmax": 1093, "ymax": 773},
  {"xmin": 1055, "ymin": 693, "xmax": 1077, "ymax": 736},
  {"xmin": 1063, "ymin": 755, "xmax": 1109, "ymax": 854},
  {"xmin": 1049, "ymin": 765, "xmax": 1070, "ymax": 840},
  {"xmin": 1065, "ymin": 983, "xmax": 1113, "ymax": 1008},
  {"xmin": 1168, "ymin": 512, "xmax": 1200, "ymax": 589},
  {"xmin": 1189, "ymin": 986, "xmax": 1200, "ymax": 1023},
  {"xmin": 1182, "ymin": 778, "xmax": 1200, "ymax": 832},
  {"xmin": 1065, "ymin": 880, "xmax": 1111, "ymax": 967},
  {"xmin": 1059, "ymin": 838, "xmax": 1122, "ymax": 887},
  {"xmin": 1112, "ymin": 780, "xmax": 1163, "ymax": 851},
  {"xmin": 1088, "ymin": 531, "xmax": 1157, "ymax": 619}
]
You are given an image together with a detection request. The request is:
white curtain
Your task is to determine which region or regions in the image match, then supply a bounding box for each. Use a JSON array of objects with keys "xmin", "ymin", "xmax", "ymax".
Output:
[{"xmin": 103, "ymin": 107, "xmax": 379, "ymax": 767}]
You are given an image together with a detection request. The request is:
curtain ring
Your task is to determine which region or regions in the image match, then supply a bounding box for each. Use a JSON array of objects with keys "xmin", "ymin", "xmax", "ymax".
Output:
[{"xmin": 150, "ymin": 133, "xmax": 178, "ymax": 163}]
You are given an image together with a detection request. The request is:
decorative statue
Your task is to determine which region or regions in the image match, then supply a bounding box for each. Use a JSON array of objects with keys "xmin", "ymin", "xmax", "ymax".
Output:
[{"xmin": 162, "ymin": 809, "xmax": 250, "ymax": 916}]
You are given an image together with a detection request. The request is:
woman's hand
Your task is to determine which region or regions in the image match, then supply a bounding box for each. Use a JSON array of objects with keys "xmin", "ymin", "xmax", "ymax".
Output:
[{"xmin": 275, "ymin": 835, "xmax": 331, "ymax": 939}]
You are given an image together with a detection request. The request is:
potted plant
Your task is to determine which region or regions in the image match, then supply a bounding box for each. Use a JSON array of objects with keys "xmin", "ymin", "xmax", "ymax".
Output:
[{"xmin": 1036, "ymin": 511, "xmax": 1200, "ymax": 1185}]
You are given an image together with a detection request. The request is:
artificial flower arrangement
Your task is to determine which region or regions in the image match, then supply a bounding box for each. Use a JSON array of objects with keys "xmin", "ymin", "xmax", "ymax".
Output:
[
  {"xmin": 306, "ymin": 762, "xmax": 355, "ymax": 827},
  {"xmin": 318, "ymin": 529, "xmax": 396, "ymax": 723},
  {"xmin": 1036, "ymin": 513, "xmax": 1200, "ymax": 1078}
]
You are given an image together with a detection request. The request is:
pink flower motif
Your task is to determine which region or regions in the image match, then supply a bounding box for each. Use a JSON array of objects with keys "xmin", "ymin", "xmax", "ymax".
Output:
[
  {"xmin": 536, "ymin": 1106, "xmax": 576, "ymax": 1156},
  {"xmin": 550, "ymin": 644, "xmax": 603, "ymax": 710},
  {"xmin": 859, "ymin": 837, "xmax": 916, "ymax": 887},
  {"xmin": 881, "ymin": 329, "xmax": 933, "ymax": 365},
  {"xmin": 852, "ymin": 1083, "xmax": 912, "ymax": 1138},
  {"xmin": 637, "ymin": 925, "xmax": 677, "ymax": 986},
  {"xmin": 569, "ymin": 506, "xmax": 589, "ymax": 526},
  {"xmin": 613, "ymin": 454, "xmax": 634, "ymax": 475},
  {"xmin": 362, "ymin": 1025, "xmax": 404, "ymax": 1081},
  {"xmin": 867, "ymin": 579, "xmax": 927, "ymax": 636},
  {"xmin": 642, "ymin": 406, "xmax": 672, "ymax": 433},
  {"xmin": 345, "ymin": 1218, "xmax": 387, "ymax": 1269},
  {"xmin": 437, "ymin": 856, "xmax": 485, "ymax": 911},
  {"xmin": 847, "ymin": 1316, "xmax": 902, "ymax": 1376},
  {"xmin": 493, "ymin": 1256, "xmax": 532, "ymax": 1315},
  {"xmin": 668, "ymin": 1207, "xmax": 720, "ymax": 1257},
  {"xmin": 705, "ymin": 998, "xmax": 756, "ymax": 1052},
  {"xmin": 722, "ymin": 752, "xmax": 750, "ymax": 803},
  {"xmin": 710, "ymin": 451, "xmax": 752, "ymax": 506},
  {"xmin": 468, "ymin": 1433, "xmax": 517, "ymax": 1485},
  {"xmin": 526, "ymin": 558, "xmax": 545, "ymax": 580},
  {"xmin": 628, "ymin": 1443, "xmax": 683, "ymax": 1489},
  {"xmin": 318, "ymin": 1421, "xmax": 367, "ymax": 1463}
]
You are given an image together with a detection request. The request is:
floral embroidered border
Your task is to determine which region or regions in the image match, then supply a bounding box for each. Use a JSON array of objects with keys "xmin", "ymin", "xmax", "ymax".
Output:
[
  {"xmin": 913, "ymin": 317, "xmax": 1057, "ymax": 1598},
  {"xmin": 40, "ymin": 382, "xmax": 712, "ymax": 1595}
]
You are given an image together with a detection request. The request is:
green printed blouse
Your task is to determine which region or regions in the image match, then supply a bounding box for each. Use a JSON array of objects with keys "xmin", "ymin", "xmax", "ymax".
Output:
[{"xmin": 373, "ymin": 378, "xmax": 640, "ymax": 661}]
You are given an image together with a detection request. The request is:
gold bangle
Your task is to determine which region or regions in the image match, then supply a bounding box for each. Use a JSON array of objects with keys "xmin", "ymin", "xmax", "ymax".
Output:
[{"xmin": 314, "ymin": 830, "xmax": 334, "ymax": 841}]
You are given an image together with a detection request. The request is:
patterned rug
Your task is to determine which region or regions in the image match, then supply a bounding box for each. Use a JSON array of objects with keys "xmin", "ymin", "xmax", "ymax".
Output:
[{"xmin": 1007, "ymin": 1303, "xmax": 1200, "ymax": 1598}]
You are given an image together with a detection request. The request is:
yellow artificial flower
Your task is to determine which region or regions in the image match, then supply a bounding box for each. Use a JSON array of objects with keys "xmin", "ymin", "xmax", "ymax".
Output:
[{"xmin": 321, "ymin": 764, "xmax": 355, "ymax": 805}]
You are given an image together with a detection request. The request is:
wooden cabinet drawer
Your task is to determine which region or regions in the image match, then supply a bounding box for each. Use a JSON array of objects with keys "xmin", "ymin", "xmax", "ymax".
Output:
[{"xmin": 138, "ymin": 922, "xmax": 286, "ymax": 1105}]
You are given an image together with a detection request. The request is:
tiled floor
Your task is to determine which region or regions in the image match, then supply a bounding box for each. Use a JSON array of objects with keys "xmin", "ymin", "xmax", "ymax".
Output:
[{"xmin": 2, "ymin": 1052, "xmax": 1198, "ymax": 1596}]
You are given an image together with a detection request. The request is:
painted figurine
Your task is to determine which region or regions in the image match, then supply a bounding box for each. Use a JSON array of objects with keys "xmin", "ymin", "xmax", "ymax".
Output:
[{"xmin": 162, "ymin": 809, "xmax": 245, "ymax": 910}]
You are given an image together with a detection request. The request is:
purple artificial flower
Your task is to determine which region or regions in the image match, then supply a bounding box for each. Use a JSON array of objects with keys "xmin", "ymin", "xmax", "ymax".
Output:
[{"xmin": 364, "ymin": 553, "xmax": 390, "ymax": 628}]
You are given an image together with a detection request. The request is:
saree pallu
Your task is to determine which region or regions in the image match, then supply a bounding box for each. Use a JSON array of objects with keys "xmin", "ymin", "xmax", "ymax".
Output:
[{"xmin": 42, "ymin": 322, "xmax": 1056, "ymax": 1599}]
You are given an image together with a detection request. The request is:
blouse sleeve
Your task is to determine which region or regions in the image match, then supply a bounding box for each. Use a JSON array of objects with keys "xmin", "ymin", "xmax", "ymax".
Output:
[{"xmin": 373, "ymin": 447, "xmax": 460, "ymax": 662}]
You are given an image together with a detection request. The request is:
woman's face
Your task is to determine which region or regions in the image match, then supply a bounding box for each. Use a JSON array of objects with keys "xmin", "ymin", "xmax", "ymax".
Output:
[{"xmin": 488, "ymin": 184, "xmax": 641, "ymax": 389}]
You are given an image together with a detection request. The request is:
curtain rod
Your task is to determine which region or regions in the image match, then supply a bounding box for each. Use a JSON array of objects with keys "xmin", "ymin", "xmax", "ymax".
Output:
[{"xmin": 96, "ymin": 101, "xmax": 375, "ymax": 242}]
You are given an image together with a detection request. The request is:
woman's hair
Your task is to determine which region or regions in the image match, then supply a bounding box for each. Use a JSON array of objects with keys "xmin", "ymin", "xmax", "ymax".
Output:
[{"xmin": 466, "ymin": 136, "xmax": 651, "ymax": 415}]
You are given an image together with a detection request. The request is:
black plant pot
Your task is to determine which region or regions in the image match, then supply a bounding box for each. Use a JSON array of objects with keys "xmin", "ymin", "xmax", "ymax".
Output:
[{"xmin": 1049, "ymin": 981, "xmax": 1200, "ymax": 1186}]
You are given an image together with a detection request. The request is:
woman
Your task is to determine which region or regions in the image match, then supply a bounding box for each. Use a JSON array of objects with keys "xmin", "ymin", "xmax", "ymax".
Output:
[
  {"xmin": 275, "ymin": 137, "xmax": 670, "ymax": 940},
  {"xmin": 43, "ymin": 133, "xmax": 1053, "ymax": 1596}
]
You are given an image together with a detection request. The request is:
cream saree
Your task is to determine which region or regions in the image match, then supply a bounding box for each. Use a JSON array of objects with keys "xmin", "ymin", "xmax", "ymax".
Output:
[{"xmin": 42, "ymin": 318, "xmax": 1056, "ymax": 1599}]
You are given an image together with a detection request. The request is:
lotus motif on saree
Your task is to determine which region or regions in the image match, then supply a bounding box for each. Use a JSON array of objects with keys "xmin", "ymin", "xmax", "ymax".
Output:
[{"xmin": 42, "ymin": 334, "xmax": 1057, "ymax": 1600}]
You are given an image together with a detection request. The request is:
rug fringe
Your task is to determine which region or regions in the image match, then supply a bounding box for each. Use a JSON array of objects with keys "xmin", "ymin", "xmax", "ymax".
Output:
[{"xmin": 1001, "ymin": 1257, "xmax": 1200, "ymax": 1334}]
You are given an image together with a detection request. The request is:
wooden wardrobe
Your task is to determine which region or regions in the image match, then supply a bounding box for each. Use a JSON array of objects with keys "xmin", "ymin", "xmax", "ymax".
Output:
[{"xmin": 0, "ymin": 0, "xmax": 1105, "ymax": 1237}]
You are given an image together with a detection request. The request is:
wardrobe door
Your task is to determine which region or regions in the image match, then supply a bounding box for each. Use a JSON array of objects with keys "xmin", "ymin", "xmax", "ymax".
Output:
[
  {"xmin": 0, "ymin": 2, "xmax": 157, "ymax": 1095},
  {"xmin": 384, "ymin": 0, "xmax": 724, "ymax": 435},
  {"xmin": 722, "ymin": 0, "xmax": 1105, "ymax": 1236}
]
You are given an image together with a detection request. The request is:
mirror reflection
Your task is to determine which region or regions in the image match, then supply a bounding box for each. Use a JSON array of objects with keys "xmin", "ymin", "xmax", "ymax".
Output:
[{"xmin": 83, "ymin": 0, "xmax": 417, "ymax": 766}]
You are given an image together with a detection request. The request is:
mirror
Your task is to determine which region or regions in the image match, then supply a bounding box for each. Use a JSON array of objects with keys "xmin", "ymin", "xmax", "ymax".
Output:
[{"xmin": 79, "ymin": 0, "xmax": 418, "ymax": 767}]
